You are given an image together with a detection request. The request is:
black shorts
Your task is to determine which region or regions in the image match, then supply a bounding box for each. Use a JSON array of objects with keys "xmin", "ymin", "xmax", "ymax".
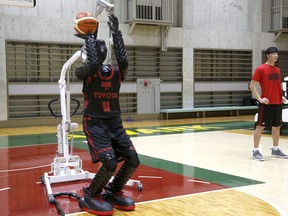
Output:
[
  {"xmin": 83, "ymin": 116, "xmax": 137, "ymax": 163},
  {"xmin": 256, "ymin": 104, "xmax": 282, "ymax": 128}
]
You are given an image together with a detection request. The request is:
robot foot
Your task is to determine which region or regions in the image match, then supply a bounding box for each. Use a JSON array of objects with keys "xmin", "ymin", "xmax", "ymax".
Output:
[
  {"xmin": 102, "ymin": 190, "xmax": 135, "ymax": 211},
  {"xmin": 78, "ymin": 196, "xmax": 114, "ymax": 215}
]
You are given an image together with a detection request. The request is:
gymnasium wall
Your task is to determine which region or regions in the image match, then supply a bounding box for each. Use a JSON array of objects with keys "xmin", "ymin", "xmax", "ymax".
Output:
[
  {"xmin": 0, "ymin": 0, "xmax": 288, "ymax": 123},
  {"xmin": 181, "ymin": 0, "xmax": 288, "ymax": 107}
]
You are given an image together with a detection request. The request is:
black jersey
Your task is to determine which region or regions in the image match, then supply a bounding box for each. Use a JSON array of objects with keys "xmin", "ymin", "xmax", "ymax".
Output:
[{"xmin": 83, "ymin": 65, "xmax": 121, "ymax": 119}]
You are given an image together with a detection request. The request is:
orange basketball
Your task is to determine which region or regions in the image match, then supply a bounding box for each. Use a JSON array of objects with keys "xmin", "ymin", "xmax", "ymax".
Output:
[{"xmin": 74, "ymin": 12, "xmax": 98, "ymax": 35}]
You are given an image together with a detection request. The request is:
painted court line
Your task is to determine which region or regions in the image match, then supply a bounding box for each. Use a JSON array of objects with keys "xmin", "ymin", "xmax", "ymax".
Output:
[
  {"xmin": 137, "ymin": 187, "xmax": 233, "ymax": 205},
  {"xmin": 0, "ymin": 187, "xmax": 10, "ymax": 192},
  {"xmin": 0, "ymin": 142, "xmax": 56, "ymax": 149},
  {"xmin": 187, "ymin": 179, "xmax": 211, "ymax": 184},
  {"xmin": 66, "ymin": 212, "xmax": 85, "ymax": 216},
  {"xmin": 138, "ymin": 175, "xmax": 163, "ymax": 179},
  {"xmin": 0, "ymin": 164, "xmax": 50, "ymax": 173}
]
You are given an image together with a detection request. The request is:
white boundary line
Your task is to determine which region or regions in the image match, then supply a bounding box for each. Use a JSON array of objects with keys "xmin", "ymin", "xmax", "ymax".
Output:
[
  {"xmin": 138, "ymin": 175, "xmax": 163, "ymax": 179},
  {"xmin": 0, "ymin": 139, "xmax": 85, "ymax": 150},
  {"xmin": 235, "ymin": 188, "xmax": 287, "ymax": 216},
  {"xmin": 134, "ymin": 188, "xmax": 286, "ymax": 216},
  {"xmin": 0, "ymin": 142, "xmax": 56, "ymax": 150},
  {"xmin": 0, "ymin": 187, "xmax": 10, "ymax": 192},
  {"xmin": 66, "ymin": 212, "xmax": 85, "ymax": 216},
  {"xmin": 135, "ymin": 187, "xmax": 231, "ymax": 205},
  {"xmin": 0, "ymin": 164, "xmax": 50, "ymax": 173},
  {"xmin": 187, "ymin": 179, "xmax": 210, "ymax": 184}
]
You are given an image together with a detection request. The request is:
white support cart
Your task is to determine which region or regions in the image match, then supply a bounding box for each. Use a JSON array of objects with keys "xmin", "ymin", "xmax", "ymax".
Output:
[{"xmin": 40, "ymin": 51, "xmax": 95, "ymax": 204}]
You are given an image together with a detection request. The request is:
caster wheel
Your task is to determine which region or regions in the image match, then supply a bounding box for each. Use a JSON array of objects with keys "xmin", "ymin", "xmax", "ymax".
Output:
[
  {"xmin": 48, "ymin": 195, "xmax": 55, "ymax": 204},
  {"xmin": 136, "ymin": 183, "xmax": 143, "ymax": 191},
  {"xmin": 40, "ymin": 175, "xmax": 45, "ymax": 184}
]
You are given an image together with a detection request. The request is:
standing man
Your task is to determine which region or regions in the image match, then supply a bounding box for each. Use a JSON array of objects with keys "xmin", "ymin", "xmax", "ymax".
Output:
[
  {"xmin": 250, "ymin": 47, "xmax": 288, "ymax": 161},
  {"xmin": 75, "ymin": 13, "xmax": 140, "ymax": 215}
]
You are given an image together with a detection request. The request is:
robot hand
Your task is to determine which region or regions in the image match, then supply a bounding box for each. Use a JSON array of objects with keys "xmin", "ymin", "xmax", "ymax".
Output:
[
  {"xmin": 75, "ymin": 22, "xmax": 99, "ymax": 40},
  {"xmin": 74, "ymin": 32, "xmax": 97, "ymax": 40},
  {"xmin": 107, "ymin": 13, "xmax": 119, "ymax": 33}
]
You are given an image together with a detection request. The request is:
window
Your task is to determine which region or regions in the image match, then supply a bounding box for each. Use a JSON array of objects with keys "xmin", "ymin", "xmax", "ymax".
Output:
[
  {"xmin": 6, "ymin": 41, "xmax": 82, "ymax": 83},
  {"xmin": 194, "ymin": 49, "xmax": 252, "ymax": 82},
  {"xmin": 127, "ymin": 0, "xmax": 173, "ymax": 23},
  {"xmin": 270, "ymin": 0, "xmax": 288, "ymax": 30},
  {"xmin": 6, "ymin": 41, "xmax": 183, "ymax": 118}
]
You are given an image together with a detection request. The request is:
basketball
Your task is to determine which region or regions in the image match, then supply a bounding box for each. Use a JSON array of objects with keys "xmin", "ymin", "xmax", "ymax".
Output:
[{"xmin": 74, "ymin": 12, "xmax": 98, "ymax": 35}]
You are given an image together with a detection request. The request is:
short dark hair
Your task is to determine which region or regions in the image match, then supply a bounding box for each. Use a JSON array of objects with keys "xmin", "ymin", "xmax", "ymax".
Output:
[{"xmin": 265, "ymin": 47, "xmax": 278, "ymax": 55}]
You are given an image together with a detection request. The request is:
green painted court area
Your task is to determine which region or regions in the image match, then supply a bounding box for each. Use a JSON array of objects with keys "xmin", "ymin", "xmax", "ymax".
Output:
[
  {"xmin": 138, "ymin": 155, "xmax": 263, "ymax": 188},
  {"xmin": 0, "ymin": 121, "xmax": 261, "ymax": 189},
  {"xmin": 0, "ymin": 120, "xmax": 264, "ymax": 215},
  {"xmin": 0, "ymin": 121, "xmax": 254, "ymax": 148}
]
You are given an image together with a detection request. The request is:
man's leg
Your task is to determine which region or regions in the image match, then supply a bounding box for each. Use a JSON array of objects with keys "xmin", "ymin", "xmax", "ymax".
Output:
[
  {"xmin": 252, "ymin": 125, "xmax": 265, "ymax": 161},
  {"xmin": 272, "ymin": 126, "xmax": 280, "ymax": 147},
  {"xmin": 253, "ymin": 125, "xmax": 264, "ymax": 148},
  {"xmin": 271, "ymin": 126, "xmax": 288, "ymax": 159}
]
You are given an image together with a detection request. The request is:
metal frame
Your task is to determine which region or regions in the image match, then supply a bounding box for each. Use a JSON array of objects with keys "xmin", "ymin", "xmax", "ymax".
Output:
[{"xmin": 41, "ymin": 51, "xmax": 97, "ymax": 203}]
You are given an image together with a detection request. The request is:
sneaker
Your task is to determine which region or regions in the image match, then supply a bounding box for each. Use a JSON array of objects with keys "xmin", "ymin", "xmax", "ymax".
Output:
[
  {"xmin": 252, "ymin": 150, "xmax": 265, "ymax": 161},
  {"xmin": 78, "ymin": 187, "xmax": 114, "ymax": 216},
  {"xmin": 271, "ymin": 148, "xmax": 288, "ymax": 159},
  {"xmin": 102, "ymin": 190, "xmax": 135, "ymax": 211}
]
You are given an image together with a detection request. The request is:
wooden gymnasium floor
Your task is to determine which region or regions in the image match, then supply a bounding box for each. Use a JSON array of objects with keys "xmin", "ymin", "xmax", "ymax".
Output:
[{"xmin": 0, "ymin": 115, "xmax": 288, "ymax": 216}]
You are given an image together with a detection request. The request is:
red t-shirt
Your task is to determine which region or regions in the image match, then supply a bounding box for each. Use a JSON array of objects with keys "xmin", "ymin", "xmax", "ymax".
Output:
[{"xmin": 252, "ymin": 63, "xmax": 282, "ymax": 104}]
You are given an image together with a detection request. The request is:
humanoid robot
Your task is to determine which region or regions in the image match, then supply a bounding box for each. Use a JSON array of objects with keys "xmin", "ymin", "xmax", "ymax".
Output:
[{"xmin": 75, "ymin": 13, "xmax": 140, "ymax": 215}]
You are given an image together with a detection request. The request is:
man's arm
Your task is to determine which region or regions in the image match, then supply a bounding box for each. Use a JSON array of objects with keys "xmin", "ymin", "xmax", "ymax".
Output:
[{"xmin": 249, "ymin": 80, "xmax": 269, "ymax": 104}]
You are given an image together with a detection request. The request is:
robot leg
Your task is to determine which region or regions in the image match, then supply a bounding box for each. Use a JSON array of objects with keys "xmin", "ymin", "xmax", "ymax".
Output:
[
  {"xmin": 102, "ymin": 154, "xmax": 140, "ymax": 211},
  {"xmin": 79, "ymin": 153, "xmax": 118, "ymax": 215}
]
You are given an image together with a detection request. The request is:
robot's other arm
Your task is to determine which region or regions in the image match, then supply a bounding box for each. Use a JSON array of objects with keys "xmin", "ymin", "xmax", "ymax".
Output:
[
  {"xmin": 112, "ymin": 31, "xmax": 128, "ymax": 81},
  {"xmin": 75, "ymin": 63, "xmax": 97, "ymax": 80},
  {"xmin": 108, "ymin": 14, "xmax": 128, "ymax": 81}
]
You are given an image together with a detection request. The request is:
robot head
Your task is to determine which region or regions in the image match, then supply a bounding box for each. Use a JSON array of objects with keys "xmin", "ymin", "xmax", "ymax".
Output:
[
  {"xmin": 95, "ymin": 40, "xmax": 111, "ymax": 77},
  {"xmin": 96, "ymin": 39, "xmax": 107, "ymax": 65},
  {"xmin": 101, "ymin": 64, "xmax": 112, "ymax": 77}
]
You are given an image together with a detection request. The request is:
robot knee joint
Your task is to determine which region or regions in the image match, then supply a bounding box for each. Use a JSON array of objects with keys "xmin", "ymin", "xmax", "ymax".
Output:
[
  {"xmin": 101, "ymin": 153, "xmax": 118, "ymax": 172},
  {"xmin": 129, "ymin": 154, "xmax": 140, "ymax": 168}
]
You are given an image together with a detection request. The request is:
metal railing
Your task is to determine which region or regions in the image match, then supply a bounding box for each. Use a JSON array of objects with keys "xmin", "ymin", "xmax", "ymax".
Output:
[
  {"xmin": 127, "ymin": 0, "xmax": 173, "ymax": 23},
  {"xmin": 271, "ymin": 0, "xmax": 288, "ymax": 31}
]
